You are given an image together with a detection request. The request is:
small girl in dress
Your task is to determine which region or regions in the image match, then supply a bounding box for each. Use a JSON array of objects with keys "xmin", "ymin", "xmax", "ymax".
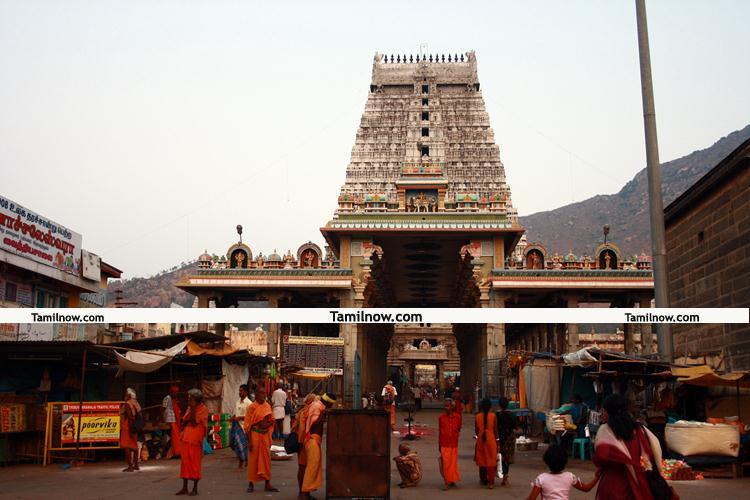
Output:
[{"xmin": 526, "ymin": 444, "xmax": 598, "ymax": 500}]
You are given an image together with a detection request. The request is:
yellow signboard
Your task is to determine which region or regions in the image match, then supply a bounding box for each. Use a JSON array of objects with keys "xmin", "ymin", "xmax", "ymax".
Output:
[{"xmin": 60, "ymin": 403, "xmax": 121, "ymax": 444}]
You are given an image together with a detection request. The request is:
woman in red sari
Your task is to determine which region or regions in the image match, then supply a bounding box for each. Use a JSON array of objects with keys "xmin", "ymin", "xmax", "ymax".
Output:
[
  {"xmin": 593, "ymin": 394, "xmax": 679, "ymax": 500},
  {"xmin": 176, "ymin": 389, "xmax": 209, "ymax": 496}
]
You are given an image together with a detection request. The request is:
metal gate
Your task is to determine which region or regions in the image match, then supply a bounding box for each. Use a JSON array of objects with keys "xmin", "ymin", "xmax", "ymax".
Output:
[
  {"xmin": 344, "ymin": 351, "xmax": 362, "ymax": 409},
  {"xmin": 480, "ymin": 357, "xmax": 516, "ymax": 401}
]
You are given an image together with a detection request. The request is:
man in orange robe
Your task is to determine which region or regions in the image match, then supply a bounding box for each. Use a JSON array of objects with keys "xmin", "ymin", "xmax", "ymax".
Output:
[
  {"xmin": 294, "ymin": 394, "xmax": 316, "ymax": 496},
  {"xmin": 474, "ymin": 398, "xmax": 498, "ymax": 489},
  {"xmin": 301, "ymin": 393, "xmax": 336, "ymax": 499},
  {"xmin": 438, "ymin": 398, "xmax": 461, "ymax": 490},
  {"xmin": 176, "ymin": 388, "xmax": 209, "ymax": 496},
  {"xmin": 243, "ymin": 386, "xmax": 278, "ymax": 493},
  {"xmin": 120, "ymin": 388, "xmax": 141, "ymax": 472}
]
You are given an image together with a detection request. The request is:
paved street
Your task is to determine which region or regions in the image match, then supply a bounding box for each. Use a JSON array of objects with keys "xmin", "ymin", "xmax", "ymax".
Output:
[{"xmin": 1, "ymin": 410, "xmax": 748, "ymax": 499}]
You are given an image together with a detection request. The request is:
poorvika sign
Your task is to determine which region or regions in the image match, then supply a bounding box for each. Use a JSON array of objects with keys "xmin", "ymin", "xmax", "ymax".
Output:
[{"xmin": 0, "ymin": 195, "xmax": 82, "ymax": 276}]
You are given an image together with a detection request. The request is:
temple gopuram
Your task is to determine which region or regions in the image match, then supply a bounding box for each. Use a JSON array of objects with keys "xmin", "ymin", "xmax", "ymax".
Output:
[{"xmin": 177, "ymin": 52, "xmax": 655, "ymax": 403}]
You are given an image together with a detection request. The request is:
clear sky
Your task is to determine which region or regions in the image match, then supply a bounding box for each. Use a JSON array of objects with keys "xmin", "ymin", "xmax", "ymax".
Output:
[{"xmin": 1, "ymin": 1, "xmax": 748, "ymax": 278}]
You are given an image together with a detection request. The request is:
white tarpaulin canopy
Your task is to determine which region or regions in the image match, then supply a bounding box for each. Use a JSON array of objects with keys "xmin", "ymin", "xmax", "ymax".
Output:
[{"xmin": 115, "ymin": 340, "xmax": 189, "ymax": 377}]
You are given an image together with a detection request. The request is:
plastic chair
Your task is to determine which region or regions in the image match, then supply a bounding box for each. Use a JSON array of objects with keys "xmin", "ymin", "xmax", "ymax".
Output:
[{"xmin": 572, "ymin": 437, "xmax": 590, "ymax": 460}]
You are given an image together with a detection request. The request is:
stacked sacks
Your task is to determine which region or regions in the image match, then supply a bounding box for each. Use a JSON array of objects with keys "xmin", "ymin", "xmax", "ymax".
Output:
[{"xmin": 208, "ymin": 413, "xmax": 232, "ymax": 449}]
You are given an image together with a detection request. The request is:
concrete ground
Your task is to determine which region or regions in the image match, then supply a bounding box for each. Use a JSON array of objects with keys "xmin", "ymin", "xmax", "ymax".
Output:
[{"xmin": 1, "ymin": 410, "xmax": 748, "ymax": 499}]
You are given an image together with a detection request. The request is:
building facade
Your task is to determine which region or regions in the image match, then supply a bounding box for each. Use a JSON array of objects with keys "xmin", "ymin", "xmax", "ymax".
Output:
[
  {"xmin": 665, "ymin": 137, "xmax": 750, "ymax": 371},
  {"xmin": 0, "ymin": 195, "xmax": 121, "ymax": 341}
]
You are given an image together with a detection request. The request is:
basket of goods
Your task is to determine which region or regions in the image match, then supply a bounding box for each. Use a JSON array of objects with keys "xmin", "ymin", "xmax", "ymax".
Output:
[
  {"xmin": 661, "ymin": 459, "xmax": 704, "ymax": 481},
  {"xmin": 516, "ymin": 436, "xmax": 539, "ymax": 451}
]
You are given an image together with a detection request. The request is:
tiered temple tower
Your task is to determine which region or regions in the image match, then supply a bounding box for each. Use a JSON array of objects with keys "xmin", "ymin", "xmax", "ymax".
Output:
[{"xmin": 336, "ymin": 51, "xmax": 517, "ymax": 221}]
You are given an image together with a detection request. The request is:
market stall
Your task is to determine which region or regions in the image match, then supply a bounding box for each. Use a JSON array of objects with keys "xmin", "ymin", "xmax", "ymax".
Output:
[{"xmin": 665, "ymin": 365, "xmax": 750, "ymax": 478}]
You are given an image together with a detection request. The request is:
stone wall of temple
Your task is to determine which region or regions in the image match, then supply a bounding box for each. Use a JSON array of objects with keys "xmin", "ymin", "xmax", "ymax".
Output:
[{"xmin": 666, "ymin": 147, "xmax": 750, "ymax": 371}]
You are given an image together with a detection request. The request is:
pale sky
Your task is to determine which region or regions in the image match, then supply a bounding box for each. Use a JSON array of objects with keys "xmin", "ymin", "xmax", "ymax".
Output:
[{"xmin": 1, "ymin": 1, "xmax": 748, "ymax": 278}]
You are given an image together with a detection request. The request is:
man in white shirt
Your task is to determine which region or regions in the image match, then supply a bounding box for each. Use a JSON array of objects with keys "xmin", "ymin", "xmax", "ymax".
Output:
[
  {"xmin": 231, "ymin": 384, "xmax": 251, "ymax": 468},
  {"xmin": 162, "ymin": 385, "xmax": 181, "ymax": 459},
  {"xmin": 271, "ymin": 385, "xmax": 288, "ymax": 440}
]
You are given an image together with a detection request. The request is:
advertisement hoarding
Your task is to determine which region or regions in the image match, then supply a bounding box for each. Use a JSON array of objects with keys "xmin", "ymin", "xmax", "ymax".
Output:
[
  {"xmin": 0, "ymin": 195, "xmax": 82, "ymax": 276},
  {"xmin": 60, "ymin": 403, "xmax": 121, "ymax": 444}
]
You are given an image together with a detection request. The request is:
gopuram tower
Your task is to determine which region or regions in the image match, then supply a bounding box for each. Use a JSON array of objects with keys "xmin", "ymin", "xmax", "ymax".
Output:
[
  {"xmin": 322, "ymin": 51, "xmax": 523, "ymax": 306},
  {"xmin": 320, "ymin": 51, "xmax": 524, "ymax": 392},
  {"xmin": 337, "ymin": 51, "xmax": 518, "ymax": 219}
]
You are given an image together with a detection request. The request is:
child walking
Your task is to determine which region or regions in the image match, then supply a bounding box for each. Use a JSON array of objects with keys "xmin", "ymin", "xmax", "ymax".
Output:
[{"xmin": 526, "ymin": 444, "xmax": 598, "ymax": 500}]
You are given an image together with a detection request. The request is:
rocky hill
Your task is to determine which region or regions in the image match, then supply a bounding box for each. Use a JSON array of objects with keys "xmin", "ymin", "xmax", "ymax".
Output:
[
  {"xmin": 107, "ymin": 262, "xmax": 197, "ymax": 308},
  {"xmin": 519, "ymin": 124, "xmax": 750, "ymax": 256}
]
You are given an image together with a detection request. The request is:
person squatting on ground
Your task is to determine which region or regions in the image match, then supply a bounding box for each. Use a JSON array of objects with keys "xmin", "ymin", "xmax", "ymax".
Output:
[
  {"xmin": 394, "ymin": 443, "xmax": 422, "ymax": 488},
  {"xmin": 438, "ymin": 397, "xmax": 461, "ymax": 491},
  {"xmin": 496, "ymin": 396, "xmax": 518, "ymax": 486},
  {"xmin": 300, "ymin": 392, "xmax": 336, "ymax": 499},
  {"xmin": 526, "ymin": 444, "xmax": 599, "ymax": 500},
  {"xmin": 231, "ymin": 384, "xmax": 251, "ymax": 469},
  {"xmin": 244, "ymin": 386, "xmax": 278, "ymax": 493},
  {"xmin": 474, "ymin": 397, "xmax": 498, "ymax": 489},
  {"xmin": 120, "ymin": 387, "xmax": 142, "ymax": 472},
  {"xmin": 163, "ymin": 385, "xmax": 182, "ymax": 459},
  {"xmin": 176, "ymin": 388, "xmax": 209, "ymax": 496}
]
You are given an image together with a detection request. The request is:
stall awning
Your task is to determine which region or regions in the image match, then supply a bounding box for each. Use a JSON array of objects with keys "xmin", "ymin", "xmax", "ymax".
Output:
[
  {"xmin": 672, "ymin": 365, "xmax": 750, "ymax": 388},
  {"xmin": 185, "ymin": 340, "xmax": 237, "ymax": 357},
  {"xmin": 114, "ymin": 340, "xmax": 189, "ymax": 376}
]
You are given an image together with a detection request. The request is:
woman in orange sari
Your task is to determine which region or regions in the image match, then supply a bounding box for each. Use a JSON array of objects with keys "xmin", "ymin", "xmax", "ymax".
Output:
[
  {"xmin": 119, "ymin": 388, "xmax": 141, "ymax": 472},
  {"xmin": 474, "ymin": 398, "xmax": 498, "ymax": 489},
  {"xmin": 176, "ymin": 389, "xmax": 209, "ymax": 496},
  {"xmin": 243, "ymin": 386, "xmax": 278, "ymax": 493}
]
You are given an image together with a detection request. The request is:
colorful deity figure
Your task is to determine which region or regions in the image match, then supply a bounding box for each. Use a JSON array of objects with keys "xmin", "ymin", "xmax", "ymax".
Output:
[{"xmin": 231, "ymin": 250, "xmax": 248, "ymax": 269}]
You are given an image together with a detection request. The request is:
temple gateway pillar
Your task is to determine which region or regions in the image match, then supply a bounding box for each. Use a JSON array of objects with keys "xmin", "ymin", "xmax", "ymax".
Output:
[
  {"xmin": 484, "ymin": 290, "xmax": 507, "ymax": 359},
  {"xmin": 639, "ymin": 298, "xmax": 654, "ymax": 355},
  {"xmin": 266, "ymin": 293, "xmax": 280, "ymax": 357},
  {"xmin": 566, "ymin": 296, "xmax": 580, "ymax": 351}
]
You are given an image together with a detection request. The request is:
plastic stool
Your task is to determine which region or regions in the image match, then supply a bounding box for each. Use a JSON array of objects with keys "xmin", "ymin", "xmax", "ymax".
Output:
[{"xmin": 572, "ymin": 438, "xmax": 590, "ymax": 460}]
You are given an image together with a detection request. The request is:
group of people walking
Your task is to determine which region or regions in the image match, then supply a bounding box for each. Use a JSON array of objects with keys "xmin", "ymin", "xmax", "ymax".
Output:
[
  {"xmin": 433, "ymin": 392, "xmax": 679, "ymax": 499},
  {"xmin": 435, "ymin": 396, "xmax": 517, "ymax": 491}
]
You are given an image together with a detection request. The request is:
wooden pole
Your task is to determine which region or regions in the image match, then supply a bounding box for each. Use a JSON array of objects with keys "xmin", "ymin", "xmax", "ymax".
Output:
[
  {"xmin": 75, "ymin": 346, "xmax": 87, "ymax": 461},
  {"xmin": 737, "ymin": 380, "xmax": 741, "ymax": 420}
]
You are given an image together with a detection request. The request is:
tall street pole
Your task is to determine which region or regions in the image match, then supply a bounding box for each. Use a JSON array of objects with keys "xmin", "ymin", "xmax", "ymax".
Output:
[{"xmin": 635, "ymin": 0, "xmax": 673, "ymax": 361}]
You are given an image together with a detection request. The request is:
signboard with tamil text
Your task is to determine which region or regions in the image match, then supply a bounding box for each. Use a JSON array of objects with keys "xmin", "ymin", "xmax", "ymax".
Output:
[
  {"xmin": 284, "ymin": 336, "xmax": 344, "ymax": 375},
  {"xmin": 0, "ymin": 195, "xmax": 82, "ymax": 276}
]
